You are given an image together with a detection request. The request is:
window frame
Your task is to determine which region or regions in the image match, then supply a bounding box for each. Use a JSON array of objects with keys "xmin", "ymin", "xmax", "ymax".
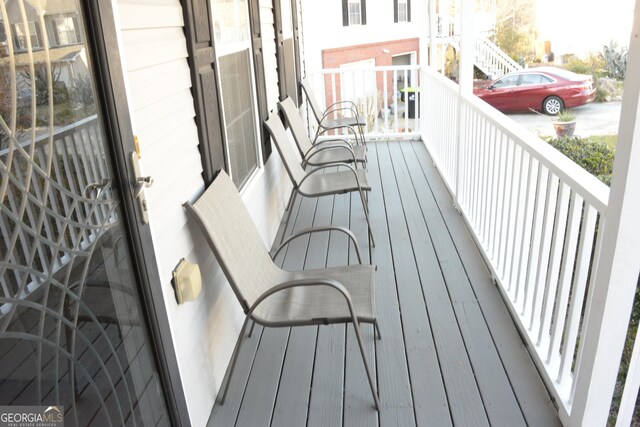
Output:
[
  {"xmin": 348, "ymin": 0, "xmax": 361, "ymax": 25},
  {"xmin": 14, "ymin": 21, "xmax": 40, "ymax": 50},
  {"xmin": 393, "ymin": 0, "xmax": 411, "ymax": 23},
  {"xmin": 342, "ymin": 0, "xmax": 366, "ymax": 26},
  {"xmin": 54, "ymin": 16, "xmax": 79, "ymax": 46},
  {"xmin": 397, "ymin": 0, "xmax": 408, "ymax": 22}
]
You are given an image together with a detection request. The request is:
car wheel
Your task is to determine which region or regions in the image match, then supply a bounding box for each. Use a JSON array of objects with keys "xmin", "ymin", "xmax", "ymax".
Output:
[{"xmin": 543, "ymin": 96, "xmax": 564, "ymax": 115}]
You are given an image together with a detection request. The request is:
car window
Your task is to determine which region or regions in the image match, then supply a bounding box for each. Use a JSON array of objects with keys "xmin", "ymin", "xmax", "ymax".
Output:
[
  {"xmin": 492, "ymin": 75, "xmax": 519, "ymax": 89},
  {"xmin": 519, "ymin": 73, "xmax": 545, "ymax": 86},
  {"xmin": 541, "ymin": 75, "xmax": 553, "ymax": 83}
]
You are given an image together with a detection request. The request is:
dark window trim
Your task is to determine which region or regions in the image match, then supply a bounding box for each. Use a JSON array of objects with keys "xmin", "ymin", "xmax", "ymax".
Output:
[
  {"xmin": 273, "ymin": 0, "xmax": 286, "ymax": 100},
  {"xmin": 394, "ymin": 0, "xmax": 411, "ymax": 23},
  {"xmin": 82, "ymin": 2, "xmax": 190, "ymax": 425},
  {"xmin": 291, "ymin": 0, "xmax": 303, "ymax": 105},
  {"xmin": 274, "ymin": 0, "xmax": 302, "ymax": 106},
  {"xmin": 342, "ymin": 0, "xmax": 367, "ymax": 26},
  {"xmin": 181, "ymin": 0, "xmax": 228, "ymax": 185},
  {"xmin": 248, "ymin": 0, "xmax": 272, "ymax": 162}
]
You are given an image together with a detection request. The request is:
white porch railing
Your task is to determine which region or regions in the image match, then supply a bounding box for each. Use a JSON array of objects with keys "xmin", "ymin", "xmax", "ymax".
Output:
[
  {"xmin": 307, "ymin": 65, "xmax": 421, "ymax": 138},
  {"xmin": 421, "ymin": 66, "xmax": 638, "ymax": 426}
]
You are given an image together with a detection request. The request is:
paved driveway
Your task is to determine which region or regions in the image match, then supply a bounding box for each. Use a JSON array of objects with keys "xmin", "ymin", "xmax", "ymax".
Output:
[{"xmin": 506, "ymin": 101, "xmax": 622, "ymax": 137}]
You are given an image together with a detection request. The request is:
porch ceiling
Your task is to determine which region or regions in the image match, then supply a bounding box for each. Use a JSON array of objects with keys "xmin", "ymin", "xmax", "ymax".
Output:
[{"xmin": 208, "ymin": 140, "xmax": 560, "ymax": 427}]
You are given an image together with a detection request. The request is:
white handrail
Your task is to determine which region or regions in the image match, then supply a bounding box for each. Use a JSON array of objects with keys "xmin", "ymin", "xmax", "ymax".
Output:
[
  {"xmin": 308, "ymin": 65, "xmax": 422, "ymax": 138},
  {"xmin": 421, "ymin": 65, "xmax": 614, "ymax": 424}
]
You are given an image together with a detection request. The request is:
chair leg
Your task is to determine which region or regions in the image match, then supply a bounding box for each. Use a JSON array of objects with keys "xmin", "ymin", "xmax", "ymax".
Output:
[
  {"xmin": 374, "ymin": 320, "xmax": 382, "ymax": 340},
  {"xmin": 247, "ymin": 320, "xmax": 256, "ymax": 337},
  {"xmin": 283, "ymin": 191, "xmax": 298, "ymax": 240},
  {"xmin": 351, "ymin": 320, "xmax": 380, "ymax": 410},
  {"xmin": 217, "ymin": 315, "xmax": 251, "ymax": 404},
  {"xmin": 357, "ymin": 189, "xmax": 375, "ymax": 248}
]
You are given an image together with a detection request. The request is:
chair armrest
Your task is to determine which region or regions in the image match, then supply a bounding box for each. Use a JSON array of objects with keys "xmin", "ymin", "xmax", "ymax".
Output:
[
  {"xmin": 327, "ymin": 100, "xmax": 360, "ymax": 116},
  {"xmin": 312, "ymin": 138, "xmax": 356, "ymax": 149},
  {"xmin": 249, "ymin": 278, "xmax": 356, "ymax": 320},
  {"xmin": 304, "ymin": 144, "xmax": 357, "ymax": 166},
  {"xmin": 314, "ymin": 126, "xmax": 361, "ymax": 145},
  {"xmin": 322, "ymin": 106, "xmax": 358, "ymax": 121},
  {"xmin": 272, "ymin": 226, "xmax": 363, "ymax": 264}
]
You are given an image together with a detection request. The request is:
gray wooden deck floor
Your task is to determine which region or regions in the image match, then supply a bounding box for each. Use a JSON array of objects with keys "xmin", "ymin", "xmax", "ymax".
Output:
[{"xmin": 208, "ymin": 140, "xmax": 561, "ymax": 427}]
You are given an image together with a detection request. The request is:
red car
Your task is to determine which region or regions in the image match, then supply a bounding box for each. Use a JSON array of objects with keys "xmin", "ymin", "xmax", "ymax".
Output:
[{"xmin": 473, "ymin": 67, "xmax": 596, "ymax": 115}]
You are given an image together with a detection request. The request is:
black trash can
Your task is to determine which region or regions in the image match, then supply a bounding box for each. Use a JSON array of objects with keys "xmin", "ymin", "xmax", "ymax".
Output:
[{"xmin": 400, "ymin": 86, "xmax": 420, "ymax": 118}]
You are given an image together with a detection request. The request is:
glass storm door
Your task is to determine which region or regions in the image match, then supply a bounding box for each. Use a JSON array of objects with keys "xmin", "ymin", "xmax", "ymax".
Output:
[{"xmin": 0, "ymin": 1, "xmax": 170, "ymax": 425}]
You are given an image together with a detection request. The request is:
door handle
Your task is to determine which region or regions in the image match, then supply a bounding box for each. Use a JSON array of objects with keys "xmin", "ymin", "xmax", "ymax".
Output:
[
  {"xmin": 130, "ymin": 152, "xmax": 152, "ymax": 224},
  {"xmin": 134, "ymin": 176, "xmax": 153, "ymax": 198}
]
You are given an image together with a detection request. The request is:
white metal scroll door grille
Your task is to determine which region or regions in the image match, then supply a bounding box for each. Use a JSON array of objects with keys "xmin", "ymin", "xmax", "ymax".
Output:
[{"xmin": 0, "ymin": 1, "xmax": 168, "ymax": 425}]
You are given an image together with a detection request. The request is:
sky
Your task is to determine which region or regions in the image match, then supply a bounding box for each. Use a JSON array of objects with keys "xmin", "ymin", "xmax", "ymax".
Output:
[{"xmin": 535, "ymin": 0, "xmax": 636, "ymax": 57}]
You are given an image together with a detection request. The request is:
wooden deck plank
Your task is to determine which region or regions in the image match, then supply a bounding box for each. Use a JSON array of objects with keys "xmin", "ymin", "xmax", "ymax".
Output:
[
  {"xmin": 406, "ymin": 141, "xmax": 561, "ymax": 426},
  {"xmin": 380, "ymin": 141, "xmax": 457, "ymax": 426},
  {"xmin": 379, "ymin": 141, "xmax": 483, "ymax": 427},
  {"xmin": 209, "ymin": 139, "xmax": 560, "ymax": 427},
  {"xmin": 271, "ymin": 192, "xmax": 335, "ymax": 427},
  {"xmin": 390, "ymin": 141, "xmax": 525, "ymax": 426},
  {"xmin": 234, "ymin": 191, "xmax": 323, "ymax": 427},
  {"xmin": 366, "ymin": 142, "xmax": 416, "ymax": 426},
  {"xmin": 307, "ymin": 192, "xmax": 348, "ymax": 427},
  {"xmin": 209, "ymin": 181, "xmax": 311, "ymax": 427},
  {"xmin": 343, "ymin": 188, "xmax": 378, "ymax": 427}
]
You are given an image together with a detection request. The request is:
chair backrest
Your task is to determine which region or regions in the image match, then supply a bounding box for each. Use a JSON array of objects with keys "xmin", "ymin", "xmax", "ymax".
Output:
[
  {"xmin": 299, "ymin": 79, "xmax": 324, "ymax": 124},
  {"xmin": 264, "ymin": 112, "xmax": 306, "ymax": 188},
  {"xmin": 184, "ymin": 171, "xmax": 280, "ymax": 311},
  {"xmin": 278, "ymin": 97, "xmax": 313, "ymax": 157}
]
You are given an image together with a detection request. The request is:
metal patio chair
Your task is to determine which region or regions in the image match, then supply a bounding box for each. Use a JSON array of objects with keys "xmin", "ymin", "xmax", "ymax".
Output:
[
  {"xmin": 184, "ymin": 171, "xmax": 381, "ymax": 410},
  {"xmin": 300, "ymin": 78, "xmax": 367, "ymax": 145},
  {"xmin": 278, "ymin": 96, "xmax": 367, "ymax": 168},
  {"xmin": 264, "ymin": 112, "xmax": 375, "ymax": 247}
]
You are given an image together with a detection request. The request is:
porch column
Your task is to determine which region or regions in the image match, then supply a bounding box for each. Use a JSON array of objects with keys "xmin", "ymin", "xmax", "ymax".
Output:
[
  {"xmin": 428, "ymin": 0, "xmax": 436, "ymax": 67},
  {"xmin": 458, "ymin": 0, "xmax": 474, "ymax": 94},
  {"xmin": 570, "ymin": 3, "xmax": 640, "ymax": 426}
]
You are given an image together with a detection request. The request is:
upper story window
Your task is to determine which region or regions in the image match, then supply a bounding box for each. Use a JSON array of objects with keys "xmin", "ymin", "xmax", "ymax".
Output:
[
  {"xmin": 342, "ymin": 0, "xmax": 367, "ymax": 26},
  {"xmin": 55, "ymin": 17, "xmax": 79, "ymax": 45},
  {"xmin": 14, "ymin": 22, "xmax": 40, "ymax": 50},
  {"xmin": 394, "ymin": 0, "xmax": 411, "ymax": 23}
]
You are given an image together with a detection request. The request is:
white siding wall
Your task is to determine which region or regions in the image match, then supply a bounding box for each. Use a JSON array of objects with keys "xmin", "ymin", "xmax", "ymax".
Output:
[
  {"xmin": 114, "ymin": 0, "xmax": 290, "ymax": 425},
  {"xmin": 301, "ymin": 0, "xmax": 425, "ymax": 73}
]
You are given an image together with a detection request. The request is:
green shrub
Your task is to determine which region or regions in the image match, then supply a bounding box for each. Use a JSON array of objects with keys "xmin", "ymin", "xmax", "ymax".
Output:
[
  {"xmin": 563, "ymin": 54, "xmax": 605, "ymax": 78},
  {"xmin": 602, "ymin": 41, "xmax": 628, "ymax": 80},
  {"xmin": 595, "ymin": 86, "xmax": 608, "ymax": 102},
  {"xmin": 556, "ymin": 109, "xmax": 576, "ymax": 122},
  {"xmin": 546, "ymin": 136, "xmax": 616, "ymax": 185}
]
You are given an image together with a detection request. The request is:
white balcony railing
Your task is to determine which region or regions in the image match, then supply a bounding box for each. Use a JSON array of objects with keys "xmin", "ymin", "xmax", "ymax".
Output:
[
  {"xmin": 421, "ymin": 66, "xmax": 638, "ymax": 426},
  {"xmin": 307, "ymin": 65, "xmax": 421, "ymax": 138}
]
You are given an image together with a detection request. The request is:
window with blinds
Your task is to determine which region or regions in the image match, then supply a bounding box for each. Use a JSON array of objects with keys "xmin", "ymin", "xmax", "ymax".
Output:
[{"xmin": 219, "ymin": 49, "xmax": 258, "ymax": 188}]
